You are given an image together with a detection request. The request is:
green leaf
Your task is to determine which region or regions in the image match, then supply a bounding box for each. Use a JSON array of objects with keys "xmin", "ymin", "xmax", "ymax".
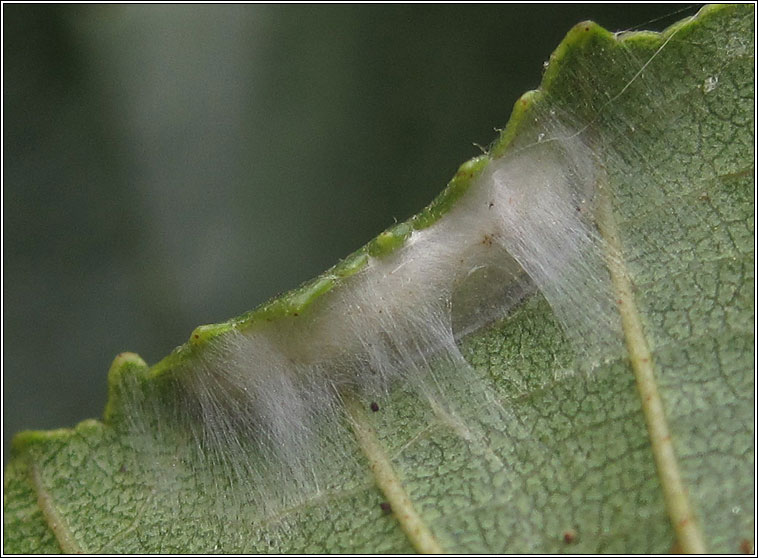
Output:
[{"xmin": 4, "ymin": 5, "xmax": 754, "ymax": 554}]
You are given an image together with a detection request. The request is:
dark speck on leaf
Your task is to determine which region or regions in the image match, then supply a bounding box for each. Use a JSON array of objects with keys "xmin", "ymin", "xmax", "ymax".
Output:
[
  {"xmin": 370, "ymin": 402, "xmax": 380, "ymax": 412},
  {"xmin": 380, "ymin": 502, "xmax": 392, "ymax": 514}
]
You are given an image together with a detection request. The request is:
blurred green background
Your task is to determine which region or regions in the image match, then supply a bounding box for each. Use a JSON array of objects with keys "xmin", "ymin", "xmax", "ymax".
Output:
[{"xmin": 4, "ymin": 4, "xmax": 700, "ymax": 458}]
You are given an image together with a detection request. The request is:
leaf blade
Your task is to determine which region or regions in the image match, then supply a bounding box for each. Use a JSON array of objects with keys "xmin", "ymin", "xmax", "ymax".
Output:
[{"xmin": 4, "ymin": 5, "xmax": 753, "ymax": 554}]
